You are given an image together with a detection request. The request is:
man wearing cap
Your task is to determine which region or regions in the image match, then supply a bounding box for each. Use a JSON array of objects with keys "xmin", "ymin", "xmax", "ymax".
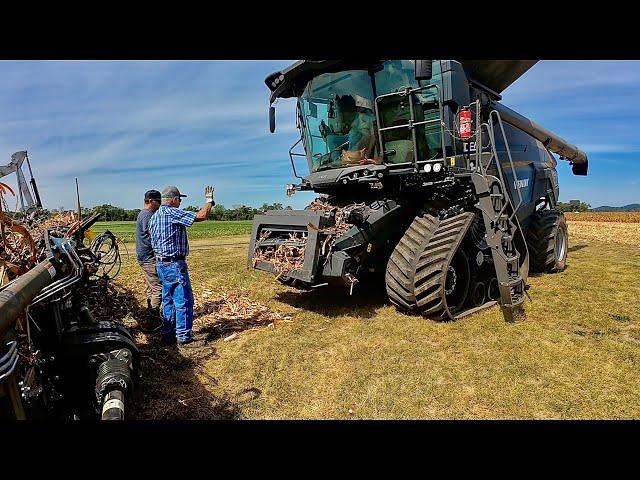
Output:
[
  {"xmin": 148, "ymin": 185, "xmax": 214, "ymax": 349},
  {"xmin": 136, "ymin": 190, "xmax": 162, "ymax": 330}
]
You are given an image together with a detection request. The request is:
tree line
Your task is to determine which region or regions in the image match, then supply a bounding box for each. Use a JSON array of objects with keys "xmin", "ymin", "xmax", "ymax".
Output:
[
  {"xmin": 555, "ymin": 201, "xmax": 591, "ymax": 213},
  {"xmin": 39, "ymin": 202, "xmax": 292, "ymax": 222},
  {"xmin": 14, "ymin": 199, "xmax": 596, "ymax": 221}
]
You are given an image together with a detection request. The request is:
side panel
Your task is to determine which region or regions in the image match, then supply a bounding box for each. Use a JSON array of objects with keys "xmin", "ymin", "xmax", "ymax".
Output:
[{"xmin": 493, "ymin": 122, "xmax": 552, "ymax": 222}]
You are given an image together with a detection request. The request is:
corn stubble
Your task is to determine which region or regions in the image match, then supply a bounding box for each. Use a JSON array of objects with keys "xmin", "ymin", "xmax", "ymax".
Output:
[{"xmin": 251, "ymin": 199, "xmax": 353, "ymax": 279}]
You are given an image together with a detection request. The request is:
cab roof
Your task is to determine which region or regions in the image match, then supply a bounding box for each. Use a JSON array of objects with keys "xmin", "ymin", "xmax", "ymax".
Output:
[{"xmin": 265, "ymin": 60, "xmax": 538, "ymax": 103}]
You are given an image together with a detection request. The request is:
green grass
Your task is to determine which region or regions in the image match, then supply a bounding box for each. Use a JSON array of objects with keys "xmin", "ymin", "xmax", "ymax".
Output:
[
  {"xmin": 114, "ymin": 223, "xmax": 640, "ymax": 419},
  {"xmin": 93, "ymin": 220, "xmax": 253, "ymax": 242}
]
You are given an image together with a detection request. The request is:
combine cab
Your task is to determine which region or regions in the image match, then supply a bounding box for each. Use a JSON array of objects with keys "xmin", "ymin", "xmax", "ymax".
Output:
[{"xmin": 249, "ymin": 60, "xmax": 588, "ymax": 321}]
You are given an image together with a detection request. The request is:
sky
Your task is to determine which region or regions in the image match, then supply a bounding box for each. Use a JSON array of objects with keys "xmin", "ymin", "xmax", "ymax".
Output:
[{"xmin": 0, "ymin": 60, "xmax": 637, "ymax": 211}]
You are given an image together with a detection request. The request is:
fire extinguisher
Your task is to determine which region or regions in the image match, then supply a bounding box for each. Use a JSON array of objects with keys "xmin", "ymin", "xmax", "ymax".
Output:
[{"xmin": 459, "ymin": 107, "xmax": 473, "ymax": 139}]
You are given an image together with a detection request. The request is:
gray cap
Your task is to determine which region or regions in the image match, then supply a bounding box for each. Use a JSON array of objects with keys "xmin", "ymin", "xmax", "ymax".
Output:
[{"xmin": 161, "ymin": 186, "xmax": 187, "ymax": 199}]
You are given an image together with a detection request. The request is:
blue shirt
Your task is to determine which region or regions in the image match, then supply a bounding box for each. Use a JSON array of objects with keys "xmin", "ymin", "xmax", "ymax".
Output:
[
  {"xmin": 148, "ymin": 205, "xmax": 197, "ymax": 258},
  {"xmin": 135, "ymin": 209, "xmax": 155, "ymax": 262}
]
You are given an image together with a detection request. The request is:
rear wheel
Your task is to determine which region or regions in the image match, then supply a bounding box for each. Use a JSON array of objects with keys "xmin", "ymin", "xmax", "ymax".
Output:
[{"xmin": 526, "ymin": 209, "xmax": 568, "ymax": 273}]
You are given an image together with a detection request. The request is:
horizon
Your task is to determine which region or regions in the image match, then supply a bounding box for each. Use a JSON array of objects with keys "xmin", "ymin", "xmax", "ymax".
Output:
[{"xmin": 0, "ymin": 60, "xmax": 638, "ymax": 211}]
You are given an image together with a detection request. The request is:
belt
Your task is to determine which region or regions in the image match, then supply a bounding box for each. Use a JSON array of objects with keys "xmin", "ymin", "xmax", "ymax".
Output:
[{"xmin": 156, "ymin": 255, "xmax": 185, "ymax": 263}]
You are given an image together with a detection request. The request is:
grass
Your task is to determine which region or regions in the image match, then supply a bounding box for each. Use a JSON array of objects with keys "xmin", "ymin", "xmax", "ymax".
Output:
[
  {"xmin": 93, "ymin": 220, "xmax": 253, "ymax": 242},
  {"xmin": 107, "ymin": 220, "xmax": 640, "ymax": 419}
]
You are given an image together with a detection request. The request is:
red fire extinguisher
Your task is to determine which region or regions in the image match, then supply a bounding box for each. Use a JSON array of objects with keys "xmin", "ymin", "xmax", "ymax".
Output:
[{"xmin": 459, "ymin": 108, "xmax": 472, "ymax": 139}]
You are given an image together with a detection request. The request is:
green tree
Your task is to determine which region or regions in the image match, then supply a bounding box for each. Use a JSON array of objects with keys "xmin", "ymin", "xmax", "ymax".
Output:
[{"xmin": 557, "ymin": 201, "xmax": 591, "ymax": 213}]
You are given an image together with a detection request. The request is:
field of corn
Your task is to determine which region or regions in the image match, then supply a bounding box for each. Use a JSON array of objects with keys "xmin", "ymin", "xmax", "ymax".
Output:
[{"xmin": 566, "ymin": 212, "xmax": 640, "ymax": 223}]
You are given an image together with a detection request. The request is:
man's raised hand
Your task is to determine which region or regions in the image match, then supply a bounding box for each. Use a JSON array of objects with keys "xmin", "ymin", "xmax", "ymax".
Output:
[{"xmin": 205, "ymin": 186, "xmax": 215, "ymax": 204}]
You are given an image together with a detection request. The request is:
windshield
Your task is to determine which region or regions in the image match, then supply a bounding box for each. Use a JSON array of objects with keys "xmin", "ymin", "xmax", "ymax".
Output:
[
  {"xmin": 298, "ymin": 70, "xmax": 378, "ymax": 172},
  {"xmin": 374, "ymin": 60, "xmax": 443, "ymax": 164},
  {"xmin": 296, "ymin": 61, "xmax": 443, "ymax": 173}
]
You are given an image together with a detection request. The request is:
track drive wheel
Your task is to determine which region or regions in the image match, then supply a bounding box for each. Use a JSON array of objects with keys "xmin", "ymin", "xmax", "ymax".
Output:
[
  {"xmin": 526, "ymin": 209, "xmax": 568, "ymax": 273},
  {"xmin": 385, "ymin": 212, "xmax": 475, "ymax": 320}
]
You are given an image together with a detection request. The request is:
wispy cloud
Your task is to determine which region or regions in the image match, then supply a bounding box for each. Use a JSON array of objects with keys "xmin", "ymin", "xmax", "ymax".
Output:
[{"xmin": 0, "ymin": 60, "xmax": 638, "ymax": 210}]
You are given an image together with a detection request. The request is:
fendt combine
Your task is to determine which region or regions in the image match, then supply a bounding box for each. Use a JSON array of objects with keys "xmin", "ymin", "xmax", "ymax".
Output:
[{"xmin": 249, "ymin": 60, "xmax": 589, "ymax": 321}]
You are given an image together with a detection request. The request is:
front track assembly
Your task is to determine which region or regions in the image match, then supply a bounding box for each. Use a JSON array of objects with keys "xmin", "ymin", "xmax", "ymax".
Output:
[{"xmin": 385, "ymin": 212, "xmax": 485, "ymax": 320}]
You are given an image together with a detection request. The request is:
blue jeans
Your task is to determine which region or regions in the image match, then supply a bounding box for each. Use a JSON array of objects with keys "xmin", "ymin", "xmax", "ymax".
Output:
[{"xmin": 156, "ymin": 260, "xmax": 194, "ymax": 344}]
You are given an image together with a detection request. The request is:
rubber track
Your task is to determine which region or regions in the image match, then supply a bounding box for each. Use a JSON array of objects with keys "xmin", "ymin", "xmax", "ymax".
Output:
[
  {"xmin": 385, "ymin": 212, "xmax": 475, "ymax": 320},
  {"xmin": 526, "ymin": 209, "xmax": 567, "ymax": 273}
]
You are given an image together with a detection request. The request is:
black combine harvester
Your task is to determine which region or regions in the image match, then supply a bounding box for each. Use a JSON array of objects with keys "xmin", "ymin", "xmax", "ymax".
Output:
[{"xmin": 249, "ymin": 60, "xmax": 588, "ymax": 321}]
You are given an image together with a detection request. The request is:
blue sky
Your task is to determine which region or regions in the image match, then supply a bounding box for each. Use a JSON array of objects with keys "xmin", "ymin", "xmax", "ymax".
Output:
[{"xmin": 0, "ymin": 60, "xmax": 637, "ymax": 211}]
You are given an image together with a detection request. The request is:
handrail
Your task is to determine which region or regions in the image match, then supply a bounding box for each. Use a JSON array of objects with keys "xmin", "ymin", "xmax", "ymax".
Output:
[{"xmin": 374, "ymin": 83, "xmax": 446, "ymax": 170}]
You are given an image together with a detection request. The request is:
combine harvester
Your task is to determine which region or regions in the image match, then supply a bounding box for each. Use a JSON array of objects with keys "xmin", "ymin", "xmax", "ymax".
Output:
[{"xmin": 249, "ymin": 60, "xmax": 588, "ymax": 321}]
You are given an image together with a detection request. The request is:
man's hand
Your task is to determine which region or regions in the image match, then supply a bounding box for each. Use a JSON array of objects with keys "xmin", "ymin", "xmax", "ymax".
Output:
[
  {"xmin": 195, "ymin": 186, "xmax": 214, "ymax": 222},
  {"xmin": 205, "ymin": 186, "xmax": 215, "ymax": 204}
]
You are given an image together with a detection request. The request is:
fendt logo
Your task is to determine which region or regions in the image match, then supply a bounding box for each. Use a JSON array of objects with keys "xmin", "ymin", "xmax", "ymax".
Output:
[{"xmin": 514, "ymin": 178, "xmax": 529, "ymax": 189}]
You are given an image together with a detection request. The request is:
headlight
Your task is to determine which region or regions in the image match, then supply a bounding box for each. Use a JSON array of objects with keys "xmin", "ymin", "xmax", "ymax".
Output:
[
  {"xmin": 423, "ymin": 163, "xmax": 432, "ymax": 173},
  {"xmin": 433, "ymin": 163, "xmax": 443, "ymax": 173}
]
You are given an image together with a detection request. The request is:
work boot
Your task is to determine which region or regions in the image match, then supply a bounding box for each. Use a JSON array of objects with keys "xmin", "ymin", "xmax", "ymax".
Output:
[{"xmin": 177, "ymin": 339, "xmax": 208, "ymax": 351}]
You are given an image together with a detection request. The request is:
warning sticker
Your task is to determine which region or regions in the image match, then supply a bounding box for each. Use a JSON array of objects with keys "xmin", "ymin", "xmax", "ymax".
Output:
[{"xmin": 44, "ymin": 261, "xmax": 56, "ymax": 279}]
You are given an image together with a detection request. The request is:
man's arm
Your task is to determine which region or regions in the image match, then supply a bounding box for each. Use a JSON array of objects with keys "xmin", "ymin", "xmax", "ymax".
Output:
[
  {"xmin": 194, "ymin": 185, "xmax": 214, "ymax": 223},
  {"xmin": 194, "ymin": 202, "xmax": 212, "ymax": 222}
]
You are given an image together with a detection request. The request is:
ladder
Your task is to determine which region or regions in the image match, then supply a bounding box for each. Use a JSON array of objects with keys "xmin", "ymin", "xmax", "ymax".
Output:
[{"xmin": 468, "ymin": 103, "xmax": 528, "ymax": 320}]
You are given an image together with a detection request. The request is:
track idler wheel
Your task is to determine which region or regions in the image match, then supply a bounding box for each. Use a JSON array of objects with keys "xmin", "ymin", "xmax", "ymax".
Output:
[{"xmin": 385, "ymin": 212, "xmax": 475, "ymax": 320}]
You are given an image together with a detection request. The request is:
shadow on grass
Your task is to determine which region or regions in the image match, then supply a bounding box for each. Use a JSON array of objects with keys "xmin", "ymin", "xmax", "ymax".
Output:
[
  {"xmin": 275, "ymin": 276, "xmax": 389, "ymax": 319},
  {"xmin": 79, "ymin": 279, "xmax": 253, "ymax": 420}
]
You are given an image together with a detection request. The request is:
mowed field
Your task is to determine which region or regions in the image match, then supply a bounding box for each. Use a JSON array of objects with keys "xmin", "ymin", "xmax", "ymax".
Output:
[
  {"xmin": 102, "ymin": 213, "xmax": 640, "ymax": 419},
  {"xmin": 93, "ymin": 220, "xmax": 253, "ymax": 242}
]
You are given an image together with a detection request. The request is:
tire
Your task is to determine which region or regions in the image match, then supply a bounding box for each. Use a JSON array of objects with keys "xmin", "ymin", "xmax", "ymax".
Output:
[
  {"xmin": 385, "ymin": 212, "xmax": 474, "ymax": 320},
  {"xmin": 526, "ymin": 209, "xmax": 568, "ymax": 273}
]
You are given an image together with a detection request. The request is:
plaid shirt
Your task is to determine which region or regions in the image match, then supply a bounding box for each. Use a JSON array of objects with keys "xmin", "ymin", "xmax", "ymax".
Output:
[{"xmin": 148, "ymin": 205, "xmax": 197, "ymax": 258}]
